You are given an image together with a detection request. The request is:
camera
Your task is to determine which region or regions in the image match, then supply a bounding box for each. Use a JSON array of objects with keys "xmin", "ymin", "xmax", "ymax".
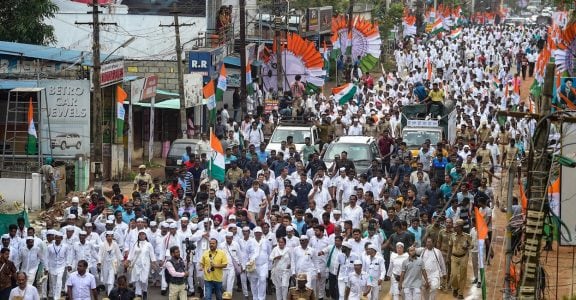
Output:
[{"xmin": 184, "ymin": 238, "xmax": 196, "ymax": 255}]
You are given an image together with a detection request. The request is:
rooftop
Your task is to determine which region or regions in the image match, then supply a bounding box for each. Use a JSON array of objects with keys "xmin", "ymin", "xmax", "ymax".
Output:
[{"xmin": 0, "ymin": 41, "xmax": 122, "ymax": 67}]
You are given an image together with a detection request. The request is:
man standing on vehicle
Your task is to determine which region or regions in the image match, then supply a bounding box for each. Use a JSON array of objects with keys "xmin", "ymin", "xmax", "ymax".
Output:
[{"xmin": 378, "ymin": 130, "xmax": 395, "ymax": 173}]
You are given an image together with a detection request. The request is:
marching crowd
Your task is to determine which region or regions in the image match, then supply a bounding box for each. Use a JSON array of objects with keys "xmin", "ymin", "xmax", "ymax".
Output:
[{"xmin": 0, "ymin": 23, "xmax": 545, "ymax": 300}]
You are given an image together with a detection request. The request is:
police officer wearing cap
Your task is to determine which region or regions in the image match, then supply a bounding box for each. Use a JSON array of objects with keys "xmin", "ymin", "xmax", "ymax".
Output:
[
  {"xmin": 449, "ymin": 219, "xmax": 471, "ymax": 299},
  {"xmin": 288, "ymin": 273, "xmax": 315, "ymax": 300}
]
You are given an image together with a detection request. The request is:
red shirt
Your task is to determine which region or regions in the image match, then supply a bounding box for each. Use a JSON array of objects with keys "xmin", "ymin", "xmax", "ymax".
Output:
[
  {"xmin": 378, "ymin": 136, "xmax": 394, "ymax": 156},
  {"xmin": 324, "ymin": 222, "xmax": 335, "ymax": 236}
]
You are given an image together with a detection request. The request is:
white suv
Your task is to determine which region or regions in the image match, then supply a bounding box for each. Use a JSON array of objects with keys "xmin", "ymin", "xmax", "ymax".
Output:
[{"xmin": 51, "ymin": 133, "xmax": 82, "ymax": 150}]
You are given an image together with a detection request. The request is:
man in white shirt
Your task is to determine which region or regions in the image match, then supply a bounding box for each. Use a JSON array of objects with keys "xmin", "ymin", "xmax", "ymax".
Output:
[
  {"xmin": 16, "ymin": 237, "xmax": 45, "ymax": 285},
  {"xmin": 244, "ymin": 181, "xmax": 267, "ymax": 222},
  {"xmin": 9, "ymin": 272, "xmax": 40, "ymax": 300},
  {"xmin": 342, "ymin": 195, "xmax": 363, "ymax": 229},
  {"xmin": 66, "ymin": 260, "xmax": 97, "ymax": 300}
]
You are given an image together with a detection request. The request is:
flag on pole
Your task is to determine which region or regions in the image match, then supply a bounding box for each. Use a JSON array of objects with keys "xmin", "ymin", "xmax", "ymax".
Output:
[
  {"xmin": 203, "ymin": 80, "xmax": 217, "ymax": 123},
  {"xmin": 430, "ymin": 18, "xmax": 444, "ymax": 34},
  {"xmin": 209, "ymin": 131, "xmax": 226, "ymax": 182},
  {"xmin": 246, "ymin": 63, "xmax": 254, "ymax": 95},
  {"xmin": 450, "ymin": 27, "xmax": 462, "ymax": 38},
  {"xmin": 323, "ymin": 41, "xmax": 330, "ymax": 80},
  {"xmin": 345, "ymin": 29, "xmax": 353, "ymax": 56},
  {"xmin": 332, "ymin": 83, "xmax": 357, "ymax": 105},
  {"xmin": 116, "ymin": 85, "xmax": 127, "ymax": 140},
  {"xmin": 216, "ymin": 64, "xmax": 227, "ymax": 102},
  {"xmin": 25, "ymin": 97, "xmax": 37, "ymax": 155},
  {"xmin": 475, "ymin": 207, "xmax": 488, "ymax": 300},
  {"xmin": 426, "ymin": 58, "xmax": 433, "ymax": 81}
]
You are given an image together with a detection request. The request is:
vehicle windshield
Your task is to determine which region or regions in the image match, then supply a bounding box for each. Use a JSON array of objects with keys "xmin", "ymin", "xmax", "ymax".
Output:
[
  {"xmin": 270, "ymin": 128, "xmax": 311, "ymax": 144},
  {"xmin": 324, "ymin": 143, "xmax": 371, "ymax": 163},
  {"xmin": 168, "ymin": 143, "xmax": 198, "ymax": 157},
  {"xmin": 402, "ymin": 130, "xmax": 442, "ymax": 148}
]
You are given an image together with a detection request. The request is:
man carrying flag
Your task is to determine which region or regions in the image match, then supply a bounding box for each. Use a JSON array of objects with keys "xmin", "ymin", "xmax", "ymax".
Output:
[{"xmin": 474, "ymin": 206, "xmax": 489, "ymax": 300}]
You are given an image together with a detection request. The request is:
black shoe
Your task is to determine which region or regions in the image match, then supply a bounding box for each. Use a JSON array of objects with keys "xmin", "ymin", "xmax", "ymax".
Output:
[
  {"xmin": 477, "ymin": 282, "xmax": 482, "ymax": 288},
  {"xmin": 161, "ymin": 290, "xmax": 167, "ymax": 296},
  {"xmin": 472, "ymin": 278, "xmax": 478, "ymax": 284},
  {"xmin": 453, "ymin": 289, "xmax": 458, "ymax": 297},
  {"xmin": 143, "ymin": 292, "xmax": 147, "ymax": 300},
  {"xmin": 188, "ymin": 291, "xmax": 195, "ymax": 297}
]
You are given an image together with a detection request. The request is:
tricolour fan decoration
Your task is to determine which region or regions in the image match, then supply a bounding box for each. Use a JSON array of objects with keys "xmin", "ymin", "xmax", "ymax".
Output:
[
  {"xmin": 330, "ymin": 15, "xmax": 381, "ymax": 73},
  {"xmin": 260, "ymin": 33, "xmax": 326, "ymax": 93},
  {"xmin": 553, "ymin": 20, "xmax": 576, "ymax": 77}
]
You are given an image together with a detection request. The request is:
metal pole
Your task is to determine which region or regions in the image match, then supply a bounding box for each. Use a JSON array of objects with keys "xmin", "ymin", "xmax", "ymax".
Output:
[
  {"xmin": 127, "ymin": 94, "xmax": 133, "ymax": 170},
  {"xmin": 174, "ymin": 13, "xmax": 187, "ymax": 138},
  {"xmin": 148, "ymin": 96, "xmax": 155, "ymax": 163},
  {"xmin": 240, "ymin": 0, "xmax": 248, "ymax": 118},
  {"xmin": 91, "ymin": 0, "xmax": 103, "ymax": 176},
  {"xmin": 504, "ymin": 162, "xmax": 515, "ymax": 299}
]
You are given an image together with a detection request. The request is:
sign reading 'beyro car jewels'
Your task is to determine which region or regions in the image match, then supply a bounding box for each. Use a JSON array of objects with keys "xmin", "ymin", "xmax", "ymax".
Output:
[{"xmin": 38, "ymin": 80, "xmax": 91, "ymax": 158}]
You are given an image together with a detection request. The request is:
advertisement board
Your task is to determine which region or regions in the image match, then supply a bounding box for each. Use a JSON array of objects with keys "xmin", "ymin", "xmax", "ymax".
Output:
[
  {"xmin": 319, "ymin": 7, "xmax": 333, "ymax": 32},
  {"xmin": 131, "ymin": 76, "xmax": 158, "ymax": 103},
  {"xmin": 560, "ymin": 115, "xmax": 576, "ymax": 245},
  {"xmin": 183, "ymin": 73, "xmax": 205, "ymax": 107},
  {"xmin": 38, "ymin": 80, "xmax": 91, "ymax": 158},
  {"xmin": 188, "ymin": 47, "xmax": 225, "ymax": 81},
  {"xmin": 307, "ymin": 8, "xmax": 319, "ymax": 31},
  {"xmin": 100, "ymin": 61, "xmax": 124, "ymax": 87}
]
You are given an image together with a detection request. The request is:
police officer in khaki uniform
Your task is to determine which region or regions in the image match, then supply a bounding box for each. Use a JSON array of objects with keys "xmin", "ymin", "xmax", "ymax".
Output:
[
  {"xmin": 288, "ymin": 273, "xmax": 316, "ymax": 300},
  {"xmin": 436, "ymin": 217, "xmax": 453, "ymax": 290},
  {"xmin": 448, "ymin": 219, "xmax": 471, "ymax": 299}
]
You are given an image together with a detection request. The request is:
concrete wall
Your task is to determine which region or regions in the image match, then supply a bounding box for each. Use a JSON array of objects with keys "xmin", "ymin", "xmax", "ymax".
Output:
[
  {"xmin": 125, "ymin": 60, "xmax": 187, "ymax": 91},
  {"xmin": 0, "ymin": 173, "xmax": 41, "ymax": 211}
]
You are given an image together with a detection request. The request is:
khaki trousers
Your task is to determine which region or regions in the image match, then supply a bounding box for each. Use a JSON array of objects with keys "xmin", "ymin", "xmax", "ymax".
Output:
[
  {"xmin": 168, "ymin": 282, "xmax": 187, "ymax": 300},
  {"xmin": 450, "ymin": 254, "xmax": 468, "ymax": 293}
]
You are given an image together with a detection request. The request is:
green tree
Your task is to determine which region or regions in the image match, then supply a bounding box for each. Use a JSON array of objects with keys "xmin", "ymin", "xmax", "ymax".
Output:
[
  {"xmin": 0, "ymin": 0, "xmax": 58, "ymax": 45},
  {"xmin": 375, "ymin": 2, "xmax": 404, "ymax": 41}
]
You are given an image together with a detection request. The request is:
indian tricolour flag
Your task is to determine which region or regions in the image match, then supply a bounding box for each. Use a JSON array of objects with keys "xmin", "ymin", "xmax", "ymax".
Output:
[
  {"xmin": 25, "ymin": 97, "xmax": 37, "ymax": 155},
  {"xmin": 209, "ymin": 131, "xmax": 225, "ymax": 182},
  {"xmin": 450, "ymin": 27, "xmax": 462, "ymax": 38},
  {"xmin": 430, "ymin": 18, "xmax": 444, "ymax": 34},
  {"xmin": 116, "ymin": 85, "xmax": 127, "ymax": 141},
  {"xmin": 475, "ymin": 207, "xmax": 488, "ymax": 300},
  {"xmin": 246, "ymin": 64, "xmax": 253, "ymax": 95},
  {"xmin": 212, "ymin": 65, "xmax": 227, "ymax": 123},
  {"xmin": 203, "ymin": 80, "xmax": 216, "ymax": 120},
  {"xmin": 332, "ymin": 83, "xmax": 357, "ymax": 105}
]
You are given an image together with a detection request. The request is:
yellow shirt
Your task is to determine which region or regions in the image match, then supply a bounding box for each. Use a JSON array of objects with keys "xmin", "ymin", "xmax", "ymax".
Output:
[
  {"xmin": 429, "ymin": 90, "xmax": 445, "ymax": 102},
  {"xmin": 200, "ymin": 249, "xmax": 228, "ymax": 282}
]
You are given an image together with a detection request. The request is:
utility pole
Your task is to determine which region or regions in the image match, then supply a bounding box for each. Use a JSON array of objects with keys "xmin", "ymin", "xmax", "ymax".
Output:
[
  {"xmin": 273, "ymin": 0, "xmax": 283, "ymax": 93},
  {"xmin": 345, "ymin": 0, "xmax": 355, "ymax": 83},
  {"xmin": 160, "ymin": 10, "xmax": 195, "ymax": 137},
  {"xmin": 240, "ymin": 0, "xmax": 248, "ymax": 117},
  {"xmin": 76, "ymin": 0, "xmax": 116, "ymax": 184},
  {"xmin": 495, "ymin": 63, "xmax": 576, "ymax": 298}
]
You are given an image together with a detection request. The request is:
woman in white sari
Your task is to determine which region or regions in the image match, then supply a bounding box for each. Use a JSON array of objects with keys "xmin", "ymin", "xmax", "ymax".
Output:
[
  {"xmin": 126, "ymin": 230, "xmax": 157, "ymax": 299},
  {"xmin": 387, "ymin": 242, "xmax": 409, "ymax": 300},
  {"xmin": 269, "ymin": 237, "xmax": 291, "ymax": 300},
  {"xmin": 98, "ymin": 231, "xmax": 122, "ymax": 295}
]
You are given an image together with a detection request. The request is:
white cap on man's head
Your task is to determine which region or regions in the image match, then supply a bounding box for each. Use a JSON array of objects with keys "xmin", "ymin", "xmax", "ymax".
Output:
[
  {"xmin": 253, "ymin": 226, "xmax": 263, "ymax": 233},
  {"xmin": 71, "ymin": 197, "xmax": 79, "ymax": 203}
]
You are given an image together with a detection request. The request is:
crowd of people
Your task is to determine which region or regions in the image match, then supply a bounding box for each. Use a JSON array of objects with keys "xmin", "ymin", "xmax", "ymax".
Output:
[{"xmin": 0, "ymin": 23, "xmax": 547, "ymax": 300}]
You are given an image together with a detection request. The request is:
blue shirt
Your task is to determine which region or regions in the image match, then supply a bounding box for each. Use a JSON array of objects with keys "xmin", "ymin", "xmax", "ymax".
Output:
[
  {"xmin": 122, "ymin": 210, "xmax": 135, "ymax": 224},
  {"xmin": 256, "ymin": 150, "xmax": 269, "ymax": 165}
]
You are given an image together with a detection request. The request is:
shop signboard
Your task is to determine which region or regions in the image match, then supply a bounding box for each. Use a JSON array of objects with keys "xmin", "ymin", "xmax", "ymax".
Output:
[{"xmin": 38, "ymin": 80, "xmax": 91, "ymax": 158}]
